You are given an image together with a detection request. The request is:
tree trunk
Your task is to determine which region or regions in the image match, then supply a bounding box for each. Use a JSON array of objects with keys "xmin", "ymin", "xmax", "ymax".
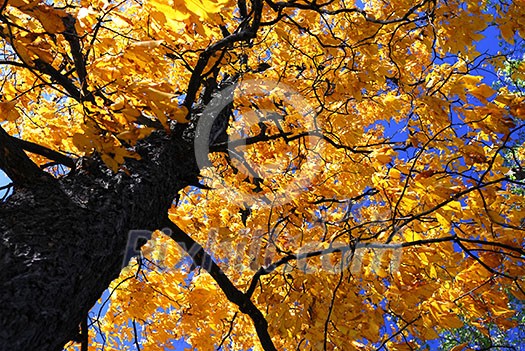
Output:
[{"xmin": 0, "ymin": 132, "xmax": 198, "ymax": 351}]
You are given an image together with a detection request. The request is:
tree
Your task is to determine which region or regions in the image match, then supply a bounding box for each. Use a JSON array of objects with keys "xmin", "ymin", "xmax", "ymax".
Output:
[{"xmin": 0, "ymin": 0, "xmax": 524, "ymax": 350}]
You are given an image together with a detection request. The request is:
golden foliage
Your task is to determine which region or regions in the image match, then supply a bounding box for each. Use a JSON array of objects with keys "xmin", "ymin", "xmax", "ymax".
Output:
[{"xmin": 4, "ymin": 0, "xmax": 525, "ymax": 350}]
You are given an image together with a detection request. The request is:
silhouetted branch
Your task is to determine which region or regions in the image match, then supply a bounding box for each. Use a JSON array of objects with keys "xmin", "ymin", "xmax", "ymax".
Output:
[
  {"xmin": 183, "ymin": 0, "xmax": 263, "ymax": 110},
  {"xmin": 13, "ymin": 138, "xmax": 76, "ymax": 169},
  {"xmin": 62, "ymin": 15, "xmax": 90, "ymax": 97},
  {"xmin": 163, "ymin": 216, "xmax": 277, "ymax": 351},
  {"xmin": 0, "ymin": 126, "xmax": 49, "ymax": 185}
]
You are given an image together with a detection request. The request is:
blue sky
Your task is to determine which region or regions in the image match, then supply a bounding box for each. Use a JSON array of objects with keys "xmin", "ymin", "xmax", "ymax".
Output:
[{"xmin": 0, "ymin": 170, "xmax": 10, "ymax": 199}]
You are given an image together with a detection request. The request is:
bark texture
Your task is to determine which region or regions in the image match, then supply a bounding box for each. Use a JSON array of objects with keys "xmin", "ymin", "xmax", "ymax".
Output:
[{"xmin": 0, "ymin": 131, "xmax": 199, "ymax": 351}]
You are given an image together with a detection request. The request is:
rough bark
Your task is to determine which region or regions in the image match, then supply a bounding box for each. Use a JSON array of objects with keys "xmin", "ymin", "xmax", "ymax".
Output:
[{"xmin": 0, "ymin": 131, "xmax": 199, "ymax": 351}]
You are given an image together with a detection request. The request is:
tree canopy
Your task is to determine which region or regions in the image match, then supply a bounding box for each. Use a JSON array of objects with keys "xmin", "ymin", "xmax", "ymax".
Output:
[{"xmin": 0, "ymin": 0, "xmax": 524, "ymax": 350}]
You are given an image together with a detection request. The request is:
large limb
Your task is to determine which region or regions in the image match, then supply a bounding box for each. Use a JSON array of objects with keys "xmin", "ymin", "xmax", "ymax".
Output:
[
  {"xmin": 0, "ymin": 125, "xmax": 49, "ymax": 185},
  {"xmin": 163, "ymin": 217, "xmax": 278, "ymax": 351},
  {"xmin": 12, "ymin": 137, "xmax": 76, "ymax": 169}
]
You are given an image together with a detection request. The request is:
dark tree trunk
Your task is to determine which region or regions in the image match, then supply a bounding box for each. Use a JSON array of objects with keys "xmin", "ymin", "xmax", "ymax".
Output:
[{"xmin": 0, "ymin": 132, "xmax": 199, "ymax": 351}]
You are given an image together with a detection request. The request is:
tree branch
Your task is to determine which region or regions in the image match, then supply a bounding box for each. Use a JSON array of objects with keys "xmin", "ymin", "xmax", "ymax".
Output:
[
  {"xmin": 34, "ymin": 59, "xmax": 93, "ymax": 103},
  {"xmin": 62, "ymin": 14, "xmax": 90, "ymax": 97},
  {"xmin": 80, "ymin": 316, "xmax": 88, "ymax": 351},
  {"xmin": 182, "ymin": 0, "xmax": 263, "ymax": 110},
  {"xmin": 210, "ymin": 130, "xmax": 371, "ymax": 154},
  {"xmin": 246, "ymin": 235, "xmax": 525, "ymax": 298},
  {"xmin": 163, "ymin": 216, "xmax": 277, "ymax": 351},
  {"xmin": 13, "ymin": 138, "xmax": 76, "ymax": 169},
  {"xmin": 0, "ymin": 125, "xmax": 49, "ymax": 185}
]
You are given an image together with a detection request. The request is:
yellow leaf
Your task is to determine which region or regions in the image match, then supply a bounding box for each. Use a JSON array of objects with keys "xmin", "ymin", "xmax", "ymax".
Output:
[
  {"xmin": 33, "ymin": 5, "xmax": 67, "ymax": 34},
  {"xmin": 120, "ymin": 108, "xmax": 142, "ymax": 120},
  {"xmin": 149, "ymin": 0, "xmax": 190, "ymax": 22},
  {"xmin": 389, "ymin": 168, "xmax": 401, "ymax": 180},
  {"xmin": 131, "ymin": 40, "xmax": 165, "ymax": 49},
  {"xmin": 0, "ymin": 101, "xmax": 21, "ymax": 121},
  {"xmin": 373, "ymin": 147, "xmax": 397, "ymax": 165},
  {"xmin": 470, "ymin": 84, "xmax": 495, "ymax": 102},
  {"xmin": 450, "ymin": 343, "xmax": 468, "ymax": 351},
  {"xmin": 11, "ymin": 41, "xmax": 34, "ymax": 64},
  {"xmin": 418, "ymin": 252, "xmax": 429, "ymax": 266},
  {"xmin": 100, "ymin": 153, "xmax": 119, "ymax": 172},
  {"xmin": 442, "ymin": 314, "xmax": 463, "ymax": 329},
  {"xmin": 443, "ymin": 201, "xmax": 462, "ymax": 212},
  {"xmin": 171, "ymin": 106, "xmax": 189, "ymax": 123},
  {"xmin": 183, "ymin": 0, "xmax": 222, "ymax": 20},
  {"xmin": 429, "ymin": 265, "xmax": 437, "ymax": 279},
  {"xmin": 142, "ymin": 86, "xmax": 174, "ymax": 101},
  {"xmin": 26, "ymin": 43, "xmax": 54, "ymax": 63},
  {"xmin": 274, "ymin": 27, "xmax": 289, "ymax": 40},
  {"xmin": 499, "ymin": 21, "xmax": 515, "ymax": 44},
  {"xmin": 436, "ymin": 212, "xmax": 451, "ymax": 230}
]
